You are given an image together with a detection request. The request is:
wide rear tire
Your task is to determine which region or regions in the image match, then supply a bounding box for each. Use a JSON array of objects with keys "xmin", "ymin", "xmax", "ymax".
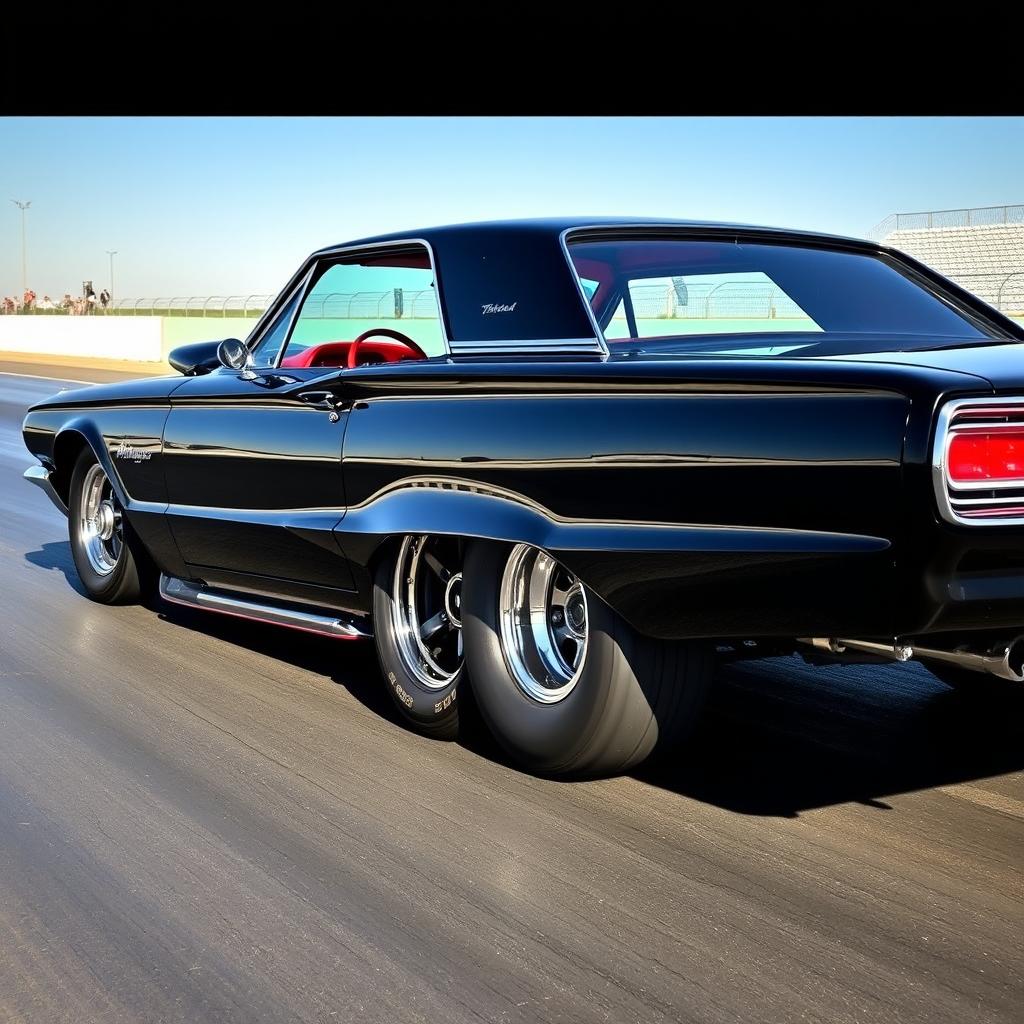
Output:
[{"xmin": 462, "ymin": 540, "xmax": 712, "ymax": 777}]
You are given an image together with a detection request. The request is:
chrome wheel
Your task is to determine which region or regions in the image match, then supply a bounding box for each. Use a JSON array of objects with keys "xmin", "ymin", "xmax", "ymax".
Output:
[
  {"xmin": 77, "ymin": 463, "xmax": 123, "ymax": 577},
  {"xmin": 392, "ymin": 535, "xmax": 465, "ymax": 690},
  {"xmin": 499, "ymin": 544, "xmax": 589, "ymax": 704}
]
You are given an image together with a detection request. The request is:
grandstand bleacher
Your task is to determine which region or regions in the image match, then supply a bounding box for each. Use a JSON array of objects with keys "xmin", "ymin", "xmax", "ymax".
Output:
[{"xmin": 876, "ymin": 206, "xmax": 1024, "ymax": 315}]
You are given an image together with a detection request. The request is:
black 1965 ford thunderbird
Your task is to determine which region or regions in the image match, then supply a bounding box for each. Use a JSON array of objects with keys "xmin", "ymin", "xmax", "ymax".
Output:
[{"xmin": 21, "ymin": 218, "xmax": 1024, "ymax": 776}]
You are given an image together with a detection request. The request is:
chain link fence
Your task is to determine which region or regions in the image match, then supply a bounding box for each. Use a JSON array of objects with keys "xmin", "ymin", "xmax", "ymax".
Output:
[
  {"xmin": 627, "ymin": 281, "xmax": 809, "ymax": 320},
  {"xmin": 872, "ymin": 204, "xmax": 1024, "ymax": 240},
  {"xmin": 5, "ymin": 276, "xmax": 1024, "ymax": 322}
]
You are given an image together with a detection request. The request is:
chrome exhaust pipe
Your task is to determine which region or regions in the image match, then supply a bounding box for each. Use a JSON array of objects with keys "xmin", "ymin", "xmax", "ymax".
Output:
[
  {"xmin": 798, "ymin": 636, "xmax": 1024, "ymax": 682},
  {"xmin": 798, "ymin": 637, "xmax": 913, "ymax": 662},
  {"xmin": 912, "ymin": 637, "xmax": 1024, "ymax": 683}
]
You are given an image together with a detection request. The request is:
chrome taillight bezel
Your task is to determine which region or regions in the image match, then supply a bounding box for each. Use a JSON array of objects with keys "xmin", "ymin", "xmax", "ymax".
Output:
[{"xmin": 933, "ymin": 396, "xmax": 1024, "ymax": 526}]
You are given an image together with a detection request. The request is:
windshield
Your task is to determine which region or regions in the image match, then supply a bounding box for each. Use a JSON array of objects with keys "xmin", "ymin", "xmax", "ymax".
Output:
[{"xmin": 568, "ymin": 236, "xmax": 996, "ymax": 354}]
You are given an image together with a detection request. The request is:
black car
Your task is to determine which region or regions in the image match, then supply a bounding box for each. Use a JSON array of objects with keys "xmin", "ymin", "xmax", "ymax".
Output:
[{"xmin": 22, "ymin": 218, "xmax": 1024, "ymax": 776}]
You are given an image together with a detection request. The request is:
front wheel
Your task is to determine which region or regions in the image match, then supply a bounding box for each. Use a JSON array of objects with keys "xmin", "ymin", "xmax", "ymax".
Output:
[
  {"xmin": 68, "ymin": 448, "xmax": 143, "ymax": 604},
  {"xmin": 462, "ymin": 541, "xmax": 712, "ymax": 777}
]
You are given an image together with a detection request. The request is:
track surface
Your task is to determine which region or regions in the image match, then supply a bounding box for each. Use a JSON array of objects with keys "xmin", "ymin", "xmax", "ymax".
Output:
[{"xmin": 1, "ymin": 366, "xmax": 1022, "ymax": 1024}]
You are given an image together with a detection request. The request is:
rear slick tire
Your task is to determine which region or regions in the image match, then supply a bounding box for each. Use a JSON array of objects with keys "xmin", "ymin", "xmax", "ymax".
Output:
[{"xmin": 461, "ymin": 540, "xmax": 712, "ymax": 778}]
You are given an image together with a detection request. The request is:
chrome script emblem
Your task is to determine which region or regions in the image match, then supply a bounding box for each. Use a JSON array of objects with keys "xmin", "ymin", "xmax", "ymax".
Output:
[
  {"xmin": 481, "ymin": 302, "xmax": 517, "ymax": 314},
  {"xmin": 114, "ymin": 439, "xmax": 151, "ymax": 462}
]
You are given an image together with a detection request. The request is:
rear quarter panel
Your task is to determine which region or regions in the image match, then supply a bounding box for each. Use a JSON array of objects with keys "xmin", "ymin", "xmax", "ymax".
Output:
[{"xmin": 340, "ymin": 382, "xmax": 910, "ymax": 638}]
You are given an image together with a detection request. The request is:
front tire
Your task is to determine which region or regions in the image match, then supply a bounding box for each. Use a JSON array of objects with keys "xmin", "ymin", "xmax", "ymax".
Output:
[
  {"xmin": 372, "ymin": 535, "xmax": 465, "ymax": 740},
  {"xmin": 462, "ymin": 541, "xmax": 712, "ymax": 777},
  {"xmin": 67, "ymin": 448, "xmax": 142, "ymax": 604}
]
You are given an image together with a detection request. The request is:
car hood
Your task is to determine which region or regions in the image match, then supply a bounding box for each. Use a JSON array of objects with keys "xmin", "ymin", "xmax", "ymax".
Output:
[{"xmin": 27, "ymin": 373, "xmax": 188, "ymax": 411}]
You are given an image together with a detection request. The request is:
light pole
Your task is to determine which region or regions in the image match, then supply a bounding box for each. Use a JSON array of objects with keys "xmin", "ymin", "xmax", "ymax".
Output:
[
  {"xmin": 11, "ymin": 200, "xmax": 30, "ymax": 298},
  {"xmin": 106, "ymin": 250, "xmax": 118, "ymax": 306}
]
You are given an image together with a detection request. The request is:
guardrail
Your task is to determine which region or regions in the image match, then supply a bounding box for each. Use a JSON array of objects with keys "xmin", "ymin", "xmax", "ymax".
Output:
[{"xmin": 871, "ymin": 204, "xmax": 1024, "ymax": 239}]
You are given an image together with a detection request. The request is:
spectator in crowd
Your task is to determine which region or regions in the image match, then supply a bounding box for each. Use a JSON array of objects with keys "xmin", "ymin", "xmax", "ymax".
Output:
[
  {"xmin": 38, "ymin": 295, "xmax": 55, "ymax": 310},
  {"xmin": 85, "ymin": 284, "xmax": 97, "ymax": 315},
  {"xmin": 23, "ymin": 288, "xmax": 36, "ymax": 310},
  {"xmin": 60, "ymin": 294, "xmax": 72, "ymax": 310},
  {"xmin": 99, "ymin": 288, "xmax": 110, "ymax": 310}
]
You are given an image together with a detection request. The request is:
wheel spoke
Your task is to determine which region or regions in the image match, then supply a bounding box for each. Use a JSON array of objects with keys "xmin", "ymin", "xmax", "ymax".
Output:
[
  {"xmin": 499, "ymin": 544, "xmax": 589, "ymax": 704},
  {"xmin": 78, "ymin": 464, "xmax": 122, "ymax": 577},
  {"xmin": 392, "ymin": 536, "xmax": 464, "ymax": 689},
  {"xmin": 423, "ymin": 549, "xmax": 451, "ymax": 582},
  {"xmin": 550, "ymin": 568, "xmax": 577, "ymax": 608},
  {"xmin": 419, "ymin": 609, "xmax": 448, "ymax": 640}
]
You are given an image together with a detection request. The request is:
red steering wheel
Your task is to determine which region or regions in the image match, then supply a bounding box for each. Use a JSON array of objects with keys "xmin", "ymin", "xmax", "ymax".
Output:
[{"xmin": 346, "ymin": 328, "xmax": 428, "ymax": 369}]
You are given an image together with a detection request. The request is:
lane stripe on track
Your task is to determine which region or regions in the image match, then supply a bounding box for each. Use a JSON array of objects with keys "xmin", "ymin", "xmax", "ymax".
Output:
[{"xmin": 0, "ymin": 370, "xmax": 95, "ymax": 385}]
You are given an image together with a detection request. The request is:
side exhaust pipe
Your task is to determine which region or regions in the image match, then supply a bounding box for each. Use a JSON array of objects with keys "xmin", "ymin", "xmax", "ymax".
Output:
[
  {"xmin": 911, "ymin": 638, "xmax": 1024, "ymax": 683},
  {"xmin": 798, "ymin": 636, "xmax": 1024, "ymax": 682}
]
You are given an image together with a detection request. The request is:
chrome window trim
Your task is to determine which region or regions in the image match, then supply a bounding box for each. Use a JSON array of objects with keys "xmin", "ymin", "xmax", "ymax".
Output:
[
  {"xmin": 251, "ymin": 265, "xmax": 314, "ymax": 368},
  {"xmin": 559, "ymin": 226, "xmax": 611, "ymax": 359},
  {"xmin": 445, "ymin": 338, "xmax": 604, "ymax": 356},
  {"xmin": 243, "ymin": 263, "xmax": 314, "ymax": 352},
  {"xmin": 259, "ymin": 238, "xmax": 451, "ymax": 368},
  {"xmin": 932, "ymin": 394, "xmax": 1024, "ymax": 526}
]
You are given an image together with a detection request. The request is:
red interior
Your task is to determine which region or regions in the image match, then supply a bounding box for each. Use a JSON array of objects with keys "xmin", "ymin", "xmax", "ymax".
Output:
[{"xmin": 281, "ymin": 338, "xmax": 422, "ymax": 368}]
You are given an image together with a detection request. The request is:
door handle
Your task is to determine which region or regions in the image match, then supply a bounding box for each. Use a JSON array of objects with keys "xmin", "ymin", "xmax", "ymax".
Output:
[
  {"xmin": 297, "ymin": 390, "xmax": 345, "ymax": 422},
  {"xmin": 297, "ymin": 390, "xmax": 338, "ymax": 411}
]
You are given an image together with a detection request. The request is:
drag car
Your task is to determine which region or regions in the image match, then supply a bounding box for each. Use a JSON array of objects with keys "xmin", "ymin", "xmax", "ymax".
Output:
[{"xmin": 22, "ymin": 218, "xmax": 1024, "ymax": 776}]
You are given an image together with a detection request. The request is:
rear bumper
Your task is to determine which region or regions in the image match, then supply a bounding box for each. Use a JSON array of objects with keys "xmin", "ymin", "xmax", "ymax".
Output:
[
  {"xmin": 24, "ymin": 464, "xmax": 68, "ymax": 516},
  {"xmin": 896, "ymin": 530, "xmax": 1024, "ymax": 636}
]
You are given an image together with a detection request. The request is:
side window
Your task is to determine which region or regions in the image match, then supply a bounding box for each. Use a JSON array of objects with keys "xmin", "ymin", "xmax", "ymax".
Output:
[
  {"xmin": 624, "ymin": 272, "xmax": 821, "ymax": 338},
  {"xmin": 250, "ymin": 289, "xmax": 301, "ymax": 368},
  {"xmin": 604, "ymin": 298, "xmax": 631, "ymax": 340},
  {"xmin": 279, "ymin": 247, "xmax": 445, "ymax": 367}
]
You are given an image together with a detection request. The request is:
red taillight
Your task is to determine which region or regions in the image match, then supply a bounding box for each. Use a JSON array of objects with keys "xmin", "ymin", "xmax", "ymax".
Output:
[{"xmin": 948, "ymin": 429, "xmax": 1024, "ymax": 483}]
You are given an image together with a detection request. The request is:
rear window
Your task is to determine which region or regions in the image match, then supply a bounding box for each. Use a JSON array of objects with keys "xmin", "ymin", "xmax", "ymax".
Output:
[{"xmin": 568, "ymin": 237, "xmax": 990, "ymax": 345}]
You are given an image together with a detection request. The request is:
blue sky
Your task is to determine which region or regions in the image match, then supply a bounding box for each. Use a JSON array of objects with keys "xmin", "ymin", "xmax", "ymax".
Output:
[{"xmin": 2, "ymin": 117, "xmax": 1022, "ymax": 300}]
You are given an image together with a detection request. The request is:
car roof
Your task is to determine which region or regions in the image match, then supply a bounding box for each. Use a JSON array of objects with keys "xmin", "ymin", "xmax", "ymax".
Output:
[{"xmin": 313, "ymin": 217, "xmax": 874, "ymax": 255}]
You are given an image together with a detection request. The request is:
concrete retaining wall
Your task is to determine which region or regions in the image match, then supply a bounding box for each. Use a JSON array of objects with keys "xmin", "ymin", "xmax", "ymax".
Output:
[{"xmin": 0, "ymin": 316, "xmax": 261, "ymax": 364}]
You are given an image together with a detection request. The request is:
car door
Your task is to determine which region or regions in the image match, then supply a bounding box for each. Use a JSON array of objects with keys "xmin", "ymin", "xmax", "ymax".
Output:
[
  {"xmin": 160, "ymin": 240, "xmax": 447, "ymax": 606},
  {"xmin": 162, "ymin": 364, "xmax": 356, "ymax": 598}
]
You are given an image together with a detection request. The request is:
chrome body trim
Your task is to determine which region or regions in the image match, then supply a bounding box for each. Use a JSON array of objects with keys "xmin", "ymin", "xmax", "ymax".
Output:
[
  {"xmin": 159, "ymin": 574, "xmax": 371, "ymax": 639},
  {"xmin": 24, "ymin": 464, "xmax": 69, "ymax": 516},
  {"xmin": 118, "ymin": 477, "xmax": 887, "ymax": 555},
  {"xmin": 339, "ymin": 474, "xmax": 889, "ymax": 550},
  {"xmin": 931, "ymin": 395, "xmax": 1024, "ymax": 527}
]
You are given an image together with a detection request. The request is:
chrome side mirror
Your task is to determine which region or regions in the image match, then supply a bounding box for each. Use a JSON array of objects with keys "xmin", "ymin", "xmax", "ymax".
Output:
[{"xmin": 216, "ymin": 338, "xmax": 251, "ymax": 371}]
